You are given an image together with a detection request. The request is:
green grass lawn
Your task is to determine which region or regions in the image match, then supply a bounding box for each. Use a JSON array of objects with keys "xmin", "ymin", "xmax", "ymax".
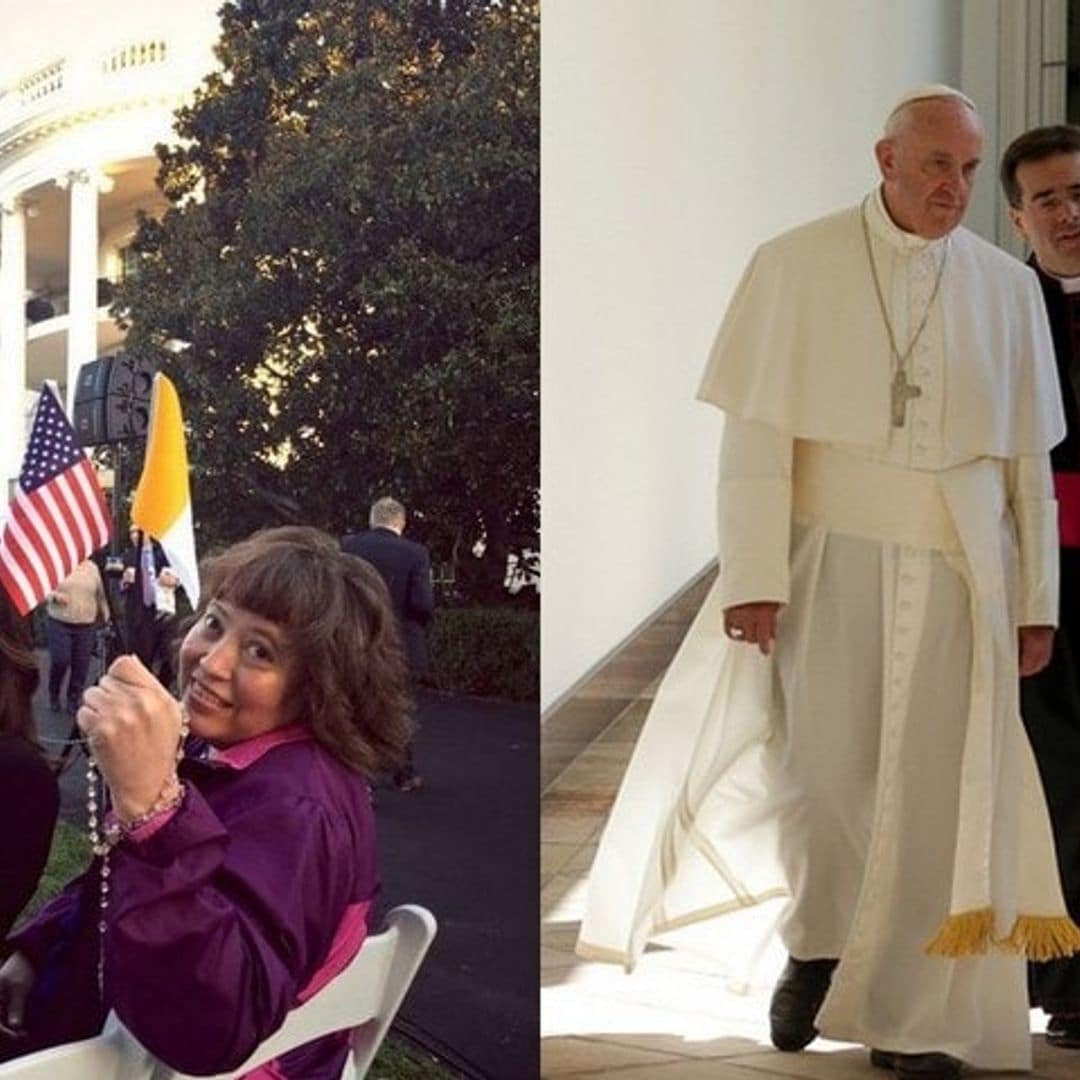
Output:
[
  {"xmin": 22, "ymin": 821, "xmax": 458, "ymax": 1078},
  {"xmin": 369, "ymin": 1036, "xmax": 459, "ymax": 1079},
  {"xmin": 22, "ymin": 818, "xmax": 92, "ymax": 915}
]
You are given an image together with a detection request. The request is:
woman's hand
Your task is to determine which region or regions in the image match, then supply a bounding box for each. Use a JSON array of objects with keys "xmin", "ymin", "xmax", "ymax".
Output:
[
  {"xmin": 77, "ymin": 654, "xmax": 183, "ymax": 822},
  {"xmin": 0, "ymin": 952, "xmax": 35, "ymax": 1039}
]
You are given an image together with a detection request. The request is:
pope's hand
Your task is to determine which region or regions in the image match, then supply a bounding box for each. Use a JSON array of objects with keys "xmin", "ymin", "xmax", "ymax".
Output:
[
  {"xmin": 723, "ymin": 602, "xmax": 782, "ymax": 656},
  {"xmin": 0, "ymin": 952, "xmax": 35, "ymax": 1039},
  {"xmin": 77, "ymin": 654, "xmax": 183, "ymax": 822},
  {"xmin": 1018, "ymin": 625, "xmax": 1054, "ymax": 678}
]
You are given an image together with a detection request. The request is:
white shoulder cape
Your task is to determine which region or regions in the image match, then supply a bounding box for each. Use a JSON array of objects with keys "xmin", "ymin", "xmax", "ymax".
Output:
[{"xmin": 696, "ymin": 205, "xmax": 1065, "ymax": 456}]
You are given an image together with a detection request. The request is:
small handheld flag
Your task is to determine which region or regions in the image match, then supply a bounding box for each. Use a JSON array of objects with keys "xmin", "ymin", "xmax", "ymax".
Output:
[
  {"xmin": 0, "ymin": 384, "xmax": 112, "ymax": 615},
  {"xmin": 131, "ymin": 373, "xmax": 200, "ymax": 605}
]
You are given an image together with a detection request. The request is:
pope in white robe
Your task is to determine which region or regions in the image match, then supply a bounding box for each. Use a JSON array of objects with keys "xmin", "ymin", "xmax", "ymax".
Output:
[{"xmin": 576, "ymin": 86, "xmax": 1080, "ymax": 1074}]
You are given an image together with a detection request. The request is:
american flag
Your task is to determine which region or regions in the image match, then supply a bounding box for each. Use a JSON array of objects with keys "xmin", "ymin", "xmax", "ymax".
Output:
[{"xmin": 0, "ymin": 385, "xmax": 112, "ymax": 615}]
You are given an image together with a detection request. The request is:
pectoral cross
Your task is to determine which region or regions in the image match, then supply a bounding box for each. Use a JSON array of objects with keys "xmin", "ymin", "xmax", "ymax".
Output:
[{"xmin": 890, "ymin": 367, "xmax": 922, "ymax": 427}]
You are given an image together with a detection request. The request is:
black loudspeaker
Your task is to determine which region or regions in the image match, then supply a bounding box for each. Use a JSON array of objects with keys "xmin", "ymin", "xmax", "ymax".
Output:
[
  {"xmin": 106, "ymin": 354, "xmax": 155, "ymax": 400},
  {"xmin": 72, "ymin": 354, "xmax": 155, "ymax": 446},
  {"xmin": 72, "ymin": 398, "xmax": 108, "ymax": 446},
  {"xmin": 75, "ymin": 356, "xmax": 113, "ymax": 401},
  {"xmin": 106, "ymin": 395, "xmax": 151, "ymax": 440}
]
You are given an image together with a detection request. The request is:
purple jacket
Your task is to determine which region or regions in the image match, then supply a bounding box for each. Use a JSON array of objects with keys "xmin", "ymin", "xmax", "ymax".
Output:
[{"xmin": 8, "ymin": 727, "xmax": 377, "ymax": 1078}]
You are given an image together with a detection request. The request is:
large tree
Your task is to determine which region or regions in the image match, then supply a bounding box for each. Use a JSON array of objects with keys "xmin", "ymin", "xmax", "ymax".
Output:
[{"xmin": 115, "ymin": 0, "xmax": 538, "ymax": 602}]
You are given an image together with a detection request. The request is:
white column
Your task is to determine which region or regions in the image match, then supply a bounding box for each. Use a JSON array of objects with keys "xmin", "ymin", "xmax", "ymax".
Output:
[
  {"xmin": 64, "ymin": 167, "xmax": 100, "ymax": 416},
  {"xmin": 0, "ymin": 198, "xmax": 27, "ymax": 493}
]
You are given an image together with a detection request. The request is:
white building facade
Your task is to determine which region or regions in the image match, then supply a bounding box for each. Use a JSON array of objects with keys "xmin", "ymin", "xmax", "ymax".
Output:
[{"xmin": 0, "ymin": 1, "xmax": 222, "ymax": 490}]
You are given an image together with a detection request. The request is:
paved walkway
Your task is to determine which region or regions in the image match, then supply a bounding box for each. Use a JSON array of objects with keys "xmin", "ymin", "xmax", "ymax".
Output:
[
  {"xmin": 541, "ymin": 689, "xmax": 1079, "ymax": 1079},
  {"xmin": 375, "ymin": 691, "xmax": 537, "ymax": 1079},
  {"xmin": 35, "ymin": 657, "xmax": 537, "ymax": 1079}
]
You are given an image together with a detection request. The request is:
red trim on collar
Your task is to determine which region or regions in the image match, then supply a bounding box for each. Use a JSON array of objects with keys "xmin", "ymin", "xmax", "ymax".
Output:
[{"xmin": 208, "ymin": 724, "xmax": 313, "ymax": 770}]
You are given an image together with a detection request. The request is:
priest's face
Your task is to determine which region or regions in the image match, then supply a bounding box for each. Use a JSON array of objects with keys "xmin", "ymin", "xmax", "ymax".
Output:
[
  {"xmin": 1008, "ymin": 152, "xmax": 1080, "ymax": 278},
  {"xmin": 875, "ymin": 98, "xmax": 983, "ymax": 239}
]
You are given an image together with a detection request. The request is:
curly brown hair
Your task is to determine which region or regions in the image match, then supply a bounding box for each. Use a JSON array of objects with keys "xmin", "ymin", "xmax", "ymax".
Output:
[
  {"xmin": 193, "ymin": 525, "xmax": 412, "ymax": 776},
  {"xmin": 0, "ymin": 590, "xmax": 40, "ymax": 744}
]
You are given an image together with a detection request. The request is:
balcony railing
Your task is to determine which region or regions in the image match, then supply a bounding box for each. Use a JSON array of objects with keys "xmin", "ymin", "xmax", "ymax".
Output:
[
  {"xmin": 17, "ymin": 59, "xmax": 64, "ymax": 107},
  {"xmin": 25, "ymin": 278, "xmax": 119, "ymax": 325},
  {"xmin": 102, "ymin": 40, "xmax": 168, "ymax": 75},
  {"xmin": 0, "ymin": 31, "xmax": 216, "ymax": 153}
]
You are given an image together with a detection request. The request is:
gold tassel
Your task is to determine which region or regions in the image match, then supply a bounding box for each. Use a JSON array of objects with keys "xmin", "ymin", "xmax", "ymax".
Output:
[
  {"xmin": 924, "ymin": 907, "xmax": 994, "ymax": 957},
  {"xmin": 1000, "ymin": 916, "xmax": 1080, "ymax": 962}
]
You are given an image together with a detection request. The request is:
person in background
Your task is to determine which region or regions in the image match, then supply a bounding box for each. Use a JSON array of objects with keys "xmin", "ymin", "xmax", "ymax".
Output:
[
  {"xmin": 121, "ymin": 527, "xmax": 180, "ymax": 690},
  {"xmin": 1000, "ymin": 123, "xmax": 1080, "ymax": 1050},
  {"xmin": 0, "ymin": 589, "xmax": 59, "ymax": 939},
  {"xmin": 46, "ymin": 559, "xmax": 109, "ymax": 716},
  {"xmin": 343, "ymin": 496, "xmax": 434, "ymax": 792},
  {"xmin": 0, "ymin": 527, "xmax": 411, "ymax": 1078},
  {"xmin": 148, "ymin": 564, "xmax": 180, "ymax": 691}
]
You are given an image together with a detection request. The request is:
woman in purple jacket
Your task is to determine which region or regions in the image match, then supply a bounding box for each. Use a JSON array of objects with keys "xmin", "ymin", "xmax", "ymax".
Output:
[{"xmin": 0, "ymin": 526, "xmax": 411, "ymax": 1078}]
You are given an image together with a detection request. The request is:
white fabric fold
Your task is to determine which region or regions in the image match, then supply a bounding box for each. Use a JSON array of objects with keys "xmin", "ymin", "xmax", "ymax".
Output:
[{"xmin": 696, "ymin": 197, "xmax": 1065, "ymax": 458}]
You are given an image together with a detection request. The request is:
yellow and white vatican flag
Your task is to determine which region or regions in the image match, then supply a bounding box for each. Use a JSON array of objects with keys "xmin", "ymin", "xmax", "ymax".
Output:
[{"xmin": 131, "ymin": 373, "xmax": 200, "ymax": 606}]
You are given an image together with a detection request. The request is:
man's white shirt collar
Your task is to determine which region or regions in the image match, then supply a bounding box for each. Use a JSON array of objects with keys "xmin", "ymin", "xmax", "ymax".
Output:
[{"xmin": 868, "ymin": 186, "xmax": 949, "ymax": 255}]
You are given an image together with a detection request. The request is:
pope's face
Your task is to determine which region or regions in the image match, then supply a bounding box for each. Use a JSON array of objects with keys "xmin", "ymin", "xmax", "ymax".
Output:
[
  {"xmin": 875, "ymin": 99, "xmax": 983, "ymax": 240},
  {"xmin": 1008, "ymin": 151, "xmax": 1080, "ymax": 278}
]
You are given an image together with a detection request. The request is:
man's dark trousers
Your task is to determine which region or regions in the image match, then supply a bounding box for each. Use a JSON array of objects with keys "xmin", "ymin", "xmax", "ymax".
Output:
[{"xmin": 46, "ymin": 617, "xmax": 96, "ymax": 714}]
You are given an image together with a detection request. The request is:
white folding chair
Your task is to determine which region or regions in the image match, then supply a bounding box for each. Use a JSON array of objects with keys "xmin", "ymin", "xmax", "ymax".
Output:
[{"xmin": 0, "ymin": 904, "xmax": 437, "ymax": 1080}]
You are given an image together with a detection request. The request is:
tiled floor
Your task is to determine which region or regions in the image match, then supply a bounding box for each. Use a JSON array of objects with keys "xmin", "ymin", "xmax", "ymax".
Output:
[
  {"xmin": 540, "ymin": 568, "xmax": 715, "ymax": 790},
  {"xmin": 541, "ymin": 691, "xmax": 1079, "ymax": 1079}
]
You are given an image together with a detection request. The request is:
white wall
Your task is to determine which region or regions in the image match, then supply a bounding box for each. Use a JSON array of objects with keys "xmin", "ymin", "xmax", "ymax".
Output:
[{"xmin": 541, "ymin": 0, "xmax": 964, "ymax": 711}]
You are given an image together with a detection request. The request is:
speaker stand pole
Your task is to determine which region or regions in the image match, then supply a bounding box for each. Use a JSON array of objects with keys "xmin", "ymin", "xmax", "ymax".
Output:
[
  {"xmin": 112, "ymin": 441, "xmax": 123, "ymax": 554},
  {"xmin": 108, "ymin": 441, "xmax": 126, "ymax": 663}
]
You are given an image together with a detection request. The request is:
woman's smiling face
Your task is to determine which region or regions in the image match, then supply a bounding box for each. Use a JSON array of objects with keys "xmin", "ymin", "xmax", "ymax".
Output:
[{"xmin": 178, "ymin": 598, "xmax": 297, "ymax": 746}]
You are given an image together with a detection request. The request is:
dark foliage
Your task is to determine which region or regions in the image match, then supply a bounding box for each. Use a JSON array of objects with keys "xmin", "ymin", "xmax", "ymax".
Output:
[
  {"xmin": 114, "ymin": 0, "xmax": 539, "ymax": 603},
  {"xmin": 425, "ymin": 607, "xmax": 537, "ymax": 700}
]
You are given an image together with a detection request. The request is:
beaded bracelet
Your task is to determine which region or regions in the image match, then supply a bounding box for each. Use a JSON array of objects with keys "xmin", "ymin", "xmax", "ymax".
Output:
[
  {"xmin": 88, "ymin": 773, "xmax": 185, "ymax": 854},
  {"xmin": 114, "ymin": 777, "xmax": 186, "ymax": 836}
]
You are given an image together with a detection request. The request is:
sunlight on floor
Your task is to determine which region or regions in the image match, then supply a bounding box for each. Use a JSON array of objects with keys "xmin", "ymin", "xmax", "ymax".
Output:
[{"xmin": 540, "ymin": 698, "xmax": 1076, "ymax": 1079}]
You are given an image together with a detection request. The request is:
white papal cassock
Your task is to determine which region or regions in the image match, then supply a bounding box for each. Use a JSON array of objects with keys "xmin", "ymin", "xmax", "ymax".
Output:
[{"xmin": 577, "ymin": 190, "xmax": 1077, "ymax": 1070}]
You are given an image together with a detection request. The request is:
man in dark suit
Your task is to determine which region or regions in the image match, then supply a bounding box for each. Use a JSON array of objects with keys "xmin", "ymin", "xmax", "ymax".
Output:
[
  {"xmin": 342, "ymin": 496, "xmax": 434, "ymax": 790},
  {"xmin": 120, "ymin": 527, "xmax": 181, "ymax": 691},
  {"xmin": 1001, "ymin": 125, "xmax": 1080, "ymax": 1049}
]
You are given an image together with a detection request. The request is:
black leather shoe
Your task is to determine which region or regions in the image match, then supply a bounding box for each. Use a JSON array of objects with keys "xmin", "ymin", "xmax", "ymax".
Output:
[
  {"xmin": 768, "ymin": 956, "xmax": 838, "ymax": 1051},
  {"xmin": 870, "ymin": 1049, "xmax": 962, "ymax": 1079},
  {"xmin": 1046, "ymin": 1015, "xmax": 1080, "ymax": 1048}
]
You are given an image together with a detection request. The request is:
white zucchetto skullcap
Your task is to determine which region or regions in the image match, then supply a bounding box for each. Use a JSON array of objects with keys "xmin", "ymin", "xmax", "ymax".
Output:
[{"xmin": 886, "ymin": 83, "xmax": 976, "ymax": 121}]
